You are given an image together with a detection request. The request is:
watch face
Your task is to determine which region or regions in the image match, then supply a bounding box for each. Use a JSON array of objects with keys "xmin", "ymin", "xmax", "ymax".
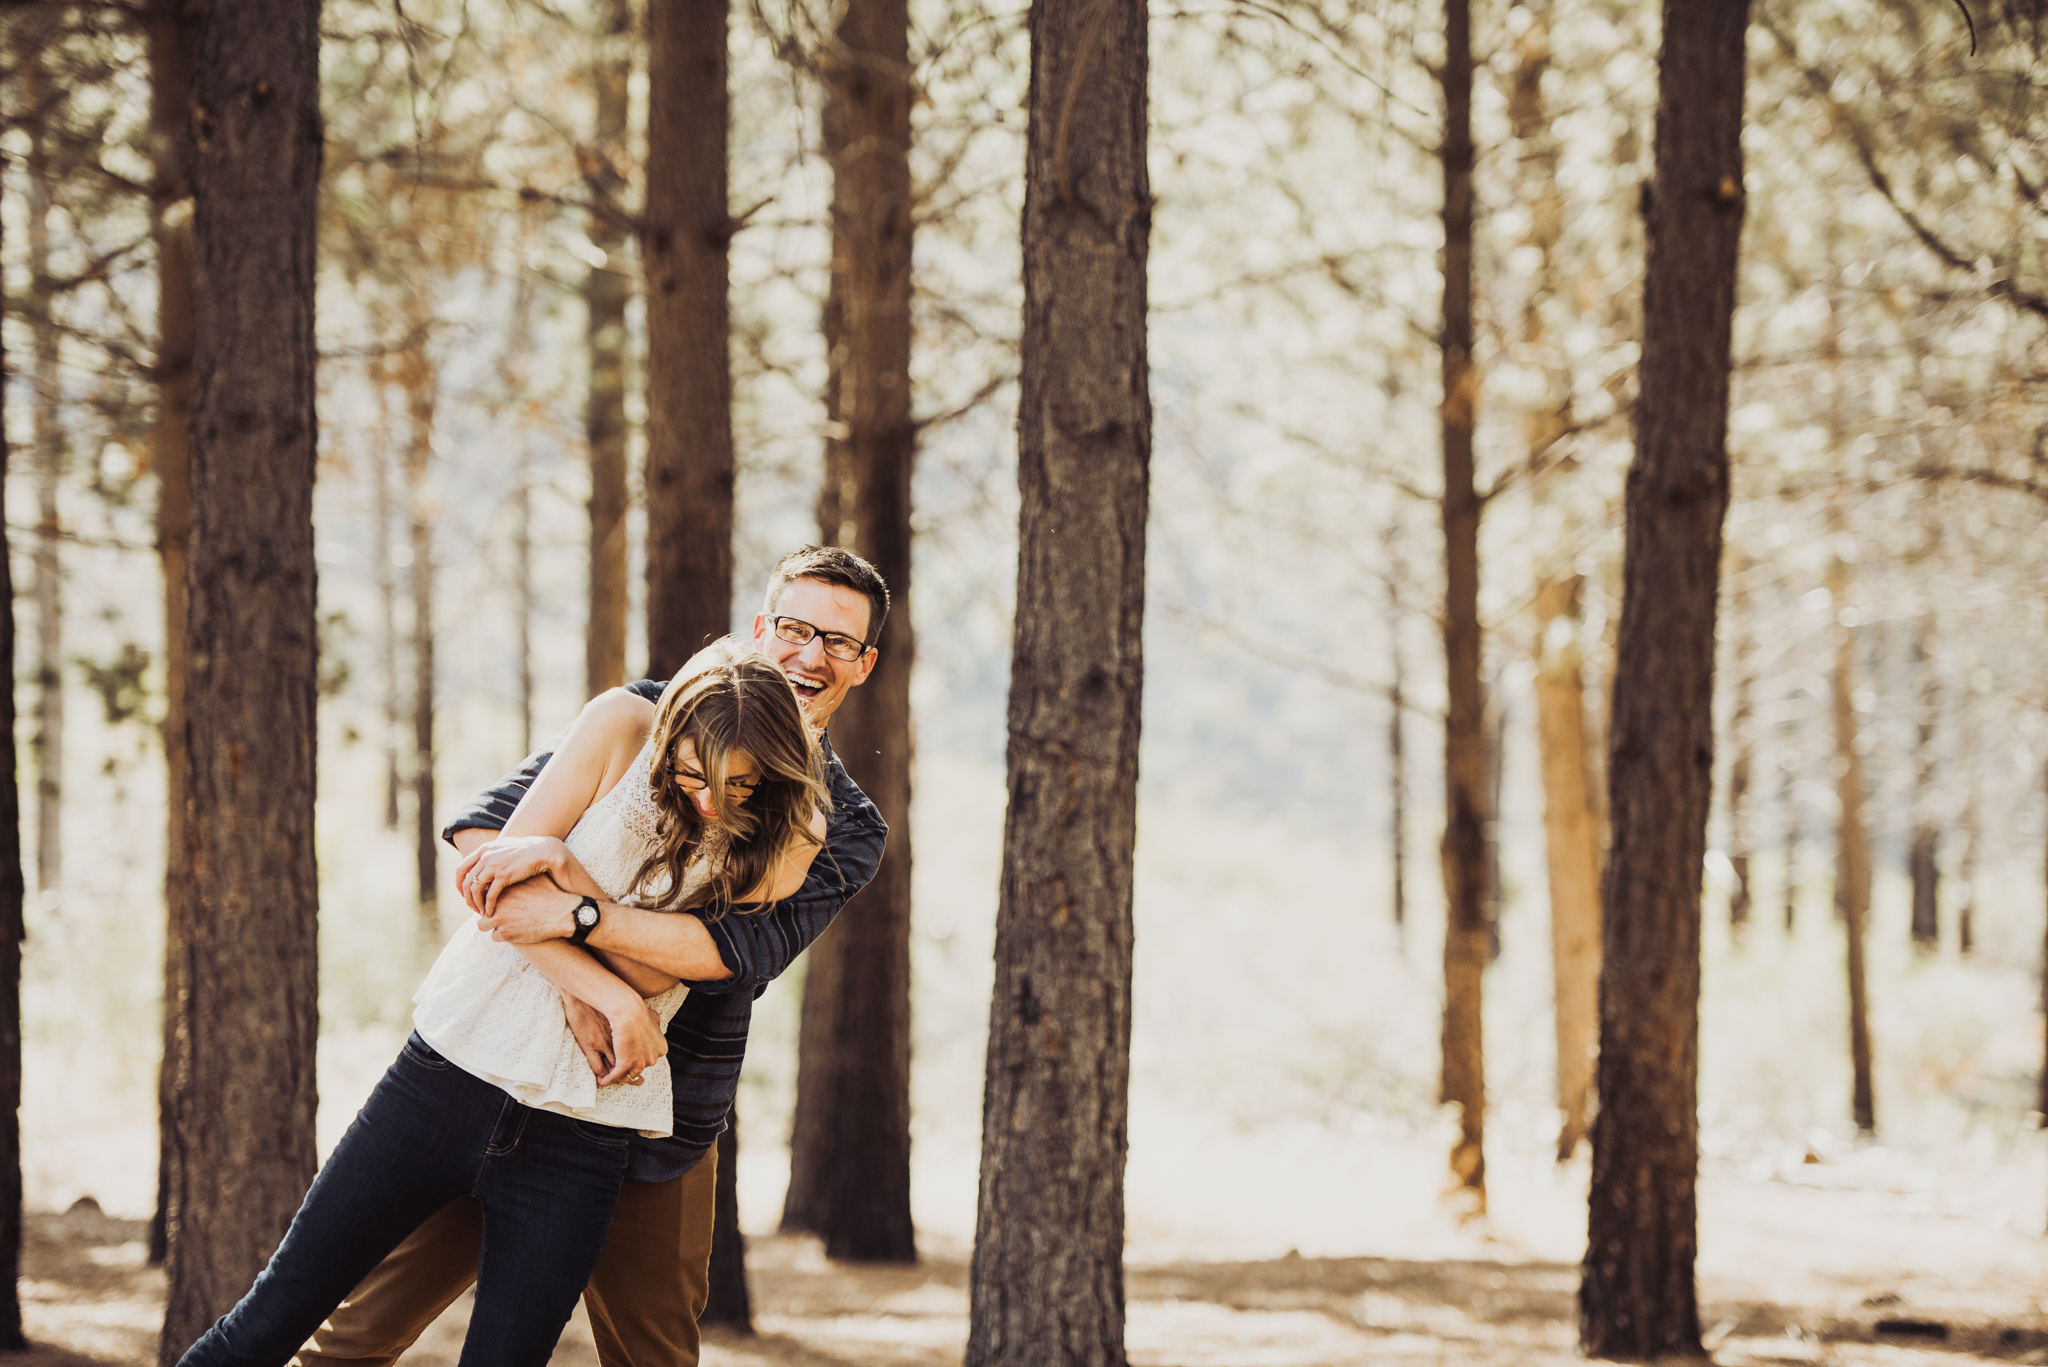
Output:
[{"xmin": 577, "ymin": 905, "xmax": 599, "ymax": 928}]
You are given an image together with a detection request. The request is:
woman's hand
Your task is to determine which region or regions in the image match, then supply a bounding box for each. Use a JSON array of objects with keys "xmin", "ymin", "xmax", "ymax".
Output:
[
  {"xmin": 562, "ymin": 995, "xmax": 617, "ymax": 1080},
  {"xmin": 456, "ymin": 835, "xmax": 571, "ymax": 916},
  {"xmin": 596, "ymin": 995, "xmax": 668, "ymax": 1088}
]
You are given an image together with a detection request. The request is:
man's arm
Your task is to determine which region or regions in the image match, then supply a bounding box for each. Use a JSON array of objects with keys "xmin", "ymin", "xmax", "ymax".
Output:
[{"xmin": 452, "ymin": 722, "xmax": 887, "ymax": 997}]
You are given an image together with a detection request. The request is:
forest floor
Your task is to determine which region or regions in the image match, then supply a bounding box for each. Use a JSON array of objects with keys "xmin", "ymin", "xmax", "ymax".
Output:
[{"xmin": 17, "ymin": 1148, "xmax": 2048, "ymax": 1367}]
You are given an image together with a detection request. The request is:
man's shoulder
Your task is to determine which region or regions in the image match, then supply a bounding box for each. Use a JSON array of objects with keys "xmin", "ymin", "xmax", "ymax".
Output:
[{"xmin": 819, "ymin": 732, "xmax": 887, "ymax": 834}]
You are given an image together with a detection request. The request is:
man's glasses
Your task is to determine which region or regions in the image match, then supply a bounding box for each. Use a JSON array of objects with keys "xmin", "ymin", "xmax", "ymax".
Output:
[{"xmin": 767, "ymin": 614, "xmax": 870, "ymax": 663}]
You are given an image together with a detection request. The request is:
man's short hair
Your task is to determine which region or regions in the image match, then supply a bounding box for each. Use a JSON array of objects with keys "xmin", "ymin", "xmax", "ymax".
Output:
[{"xmin": 764, "ymin": 545, "xmax": 890, "ymax": 647}]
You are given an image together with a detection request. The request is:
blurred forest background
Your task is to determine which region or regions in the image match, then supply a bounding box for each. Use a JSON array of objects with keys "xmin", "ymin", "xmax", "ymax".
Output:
[{"xmin": 2, "ymin": 0, "xmax": 2047, "ymax": 1360}]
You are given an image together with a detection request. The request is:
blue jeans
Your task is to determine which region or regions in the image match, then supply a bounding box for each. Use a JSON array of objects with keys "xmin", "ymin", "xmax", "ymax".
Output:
[{"xmin": 177, "ymin": 1034, "xmax": 633, "ymax": 1367}]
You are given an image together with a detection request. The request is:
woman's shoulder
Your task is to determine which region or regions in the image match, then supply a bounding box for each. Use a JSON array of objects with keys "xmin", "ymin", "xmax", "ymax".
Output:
[{"xmin": 578, "ymin": 687, "xmax": 658, "ymax": 738}]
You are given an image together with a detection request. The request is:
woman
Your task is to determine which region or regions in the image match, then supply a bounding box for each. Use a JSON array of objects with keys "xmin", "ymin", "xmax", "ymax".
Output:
[{"xmin": 177, "ymin": 640, "xmax": 827, "ymax": 1367}]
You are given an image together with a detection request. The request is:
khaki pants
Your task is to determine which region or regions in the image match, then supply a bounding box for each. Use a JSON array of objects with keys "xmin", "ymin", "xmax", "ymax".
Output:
[{"xmin": 291, "ymin": 1148, "xmax": 716, "ymax": 1367}]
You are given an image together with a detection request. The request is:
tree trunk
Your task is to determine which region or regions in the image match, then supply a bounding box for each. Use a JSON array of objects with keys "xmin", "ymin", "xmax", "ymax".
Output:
[
  {"xmin": 1386, "ymin": 558, "xmax": 1407, "ymax": 938},
  {"xmin": 0, "ymin": 74, "xmax": 30, "ymax": 1352},
  {"xmin": 1957, "ymin": 787, "xmax": 1976, "ymax": 957},
  {"xmin": 1535, "ymin": 578, "xmax": 1601, "ymax": 1163},
  {"xmin": 642, "ymin": 0, "xmax": 734, "ymax": 678},
  {"xmin": 1779, "ymin": 739, "xmax": 1800, "ymax": 933},
  {"xmin": 1726, "ymin": 606, "xmax": 1754, "ymax": 933},
  {"xmin": 376, "ymin": 397, "xmax": 401, "ymax": 830},
  {"xmin": 515, "ymin": 459, "xmax": 535, "ymax": 757},
  {"xmin": 701, "ymin": 1115, "xmax": 752, "ymax": 1330},
  {"xmin": 1578, "ymin": 3, "xmax": 1748, "ymax": 1358},
  {"xmin": 585, "ymin": 0, "xmax": 632, "ymax": 700},
  {"xmin": 396, "ymin": 343, "xmax": 439, "ymax": 949},
  {"xmin": 963, "ymin": 0, "xmax": 1149, "ymax": 1356},
  {"xmin": 783, "ymin": 0, "xmax": 918, "ymax": 1265},
  {"xmin": 159, "ymin": 3, "xmax": 322, "ymax": 1358},
  {"xmin": 1908, "ymin": 620, "xmax": 1939, "ymax": 951},
  {"xmin": 643, "ymin": 0, "xmax": 746, "ymax": 1302},
  {"xmin": 149, "ymin": 0, "xmax": 199, "ymax": 1269},
  {"xmin": 1436, "ymin": 0, "xmax": 1488, "ymax": 1221},
  {"xmin": 1829, "ymin": 550, "xmax": 1875, "ymax": 1136},
  {"xmin": 23, "ymin": 34, "xmax": 64, "ymax": 901}
]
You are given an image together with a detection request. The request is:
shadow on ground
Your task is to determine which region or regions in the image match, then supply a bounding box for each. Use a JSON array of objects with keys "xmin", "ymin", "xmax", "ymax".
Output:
[{"xmin": 18, "ymin": 1212, "xmax": 2048, "ymax": 1365}]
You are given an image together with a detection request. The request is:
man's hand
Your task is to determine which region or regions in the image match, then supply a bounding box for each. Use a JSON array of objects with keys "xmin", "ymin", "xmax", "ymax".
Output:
[{"xmin": 478, "ymin": 876, "xmax": 580, "ymax": 944}]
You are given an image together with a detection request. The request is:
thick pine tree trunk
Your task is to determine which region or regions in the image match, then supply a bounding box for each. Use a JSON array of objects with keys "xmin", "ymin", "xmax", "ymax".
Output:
[
  {"xmin": 1578, "ymin": 2, "xmax": 1749, "ymax": 1358},
  {"xmin": 23, "ymin": 36, "xmax": 64, "ymax": 901},
  {"xmin": 585, "ymin": 0, "xmax": 632, "ymax": 700},
  {"xmin": 643, "ymin": 0, "xmax": 747, "ymax": 1311},
  {"xmin": 159, "ymin": 3, "xmax": 322, "ymax": 1358},
  {"xmin": 1829, "ymin": 549, "xmax": 1875, "ymax": 1136},
  {"xmin": 963, "ymin": 0, "xmax": 1148, "ymax": 1357},
  {"xmin": 0, "ymin": 87, "xmax": 30, "ymax": 1352},
  {"xmin": 1436, "ymin": 0, "xmax": 1488, "ymax": 1220},
  {"xmin": 784, "ymin": 0, "xmax": 917, "ymax": 1265},
  {"xmin": 1535, "ymin": 578, "xmax": 1601, "ymax": 1163},
  {"xmin": 149, "ymin": 0, "xmax": 199, "ymax": 1268},
  {"xmin": 642, "ymin": 0, "xmax": 734, "ymax": 678}
]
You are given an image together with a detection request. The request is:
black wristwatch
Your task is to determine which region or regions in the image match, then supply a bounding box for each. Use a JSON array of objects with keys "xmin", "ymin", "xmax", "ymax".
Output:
[{"xmin": 568, "ymin": 895, "xmax": 602, "ymax": 945}]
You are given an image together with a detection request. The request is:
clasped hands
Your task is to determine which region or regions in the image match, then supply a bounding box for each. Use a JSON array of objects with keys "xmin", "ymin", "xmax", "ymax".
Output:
[{"xmin": 453, "ymin": 836, "xmax": 666, "ymax": 1089}]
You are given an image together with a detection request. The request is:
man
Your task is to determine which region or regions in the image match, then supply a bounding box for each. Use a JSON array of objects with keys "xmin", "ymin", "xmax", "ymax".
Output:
[{"xmin": 294, "ymin": 546, "xmax": 891, "ymax": 1367}]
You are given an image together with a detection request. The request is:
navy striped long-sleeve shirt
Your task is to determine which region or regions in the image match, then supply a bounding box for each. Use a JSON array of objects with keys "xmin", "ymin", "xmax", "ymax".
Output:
[{"xmin": 440, "ymin": 678, "xmax": 887, "ymax": 1182}]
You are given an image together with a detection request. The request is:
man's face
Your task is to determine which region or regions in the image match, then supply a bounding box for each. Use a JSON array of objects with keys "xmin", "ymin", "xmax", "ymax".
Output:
[{"xmin": 752, "ymin": 577, "xmax": 877, "ymax": 729}]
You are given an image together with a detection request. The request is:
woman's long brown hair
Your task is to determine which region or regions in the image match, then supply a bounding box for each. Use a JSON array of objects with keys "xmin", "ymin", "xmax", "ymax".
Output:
[{"xmin": 630, "ymin": 638, "xmax": 828, "ymax": 916}]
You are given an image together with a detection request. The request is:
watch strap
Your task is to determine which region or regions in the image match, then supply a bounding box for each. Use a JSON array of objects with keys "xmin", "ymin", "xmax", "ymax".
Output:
[{"xmin": 569, "ymin": 895, "xmax": 601, "ymax": 945}]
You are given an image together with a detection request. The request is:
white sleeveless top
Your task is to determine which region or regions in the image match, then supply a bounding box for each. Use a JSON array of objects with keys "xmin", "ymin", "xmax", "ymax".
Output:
[{"xmin": 412, "ymin": 734, "xmax": 698, "ymax": 1137}]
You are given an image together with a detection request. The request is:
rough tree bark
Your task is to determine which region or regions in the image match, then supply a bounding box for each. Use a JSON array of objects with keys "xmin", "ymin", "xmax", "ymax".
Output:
[
  {"xmin": 1829, "ymin": 548, "xmax": 1875, "ymax": 1136},
  {"xmin": 963, "ymin": 0, "xmax": 1149, "ymax": 1356},
  {"xmin": 783, "ymin": 0, "xmax": 918, "ymax": 1264},
  {"xmin": 0, "ymin": 70, "xmax": 30, "ymax": 1350},
  {"xmin": 1908, "ymin": 619, "xmax": 1939, "ymax": 950},
  {"xmin": 1436, "ymin": 0, "xmax": 1489, "ymax": 1219},
  {"xmin": 1535, "ymin": 578, "xmax": 1601, "ymax": 1163},
  {"xmin": 149, "ymin": 0, "xmax": 199, "ymax": 1268},
  {"xmin": 159, "ymin": 2, "xmax": 322, "ymax": 1358},
  {"xmin": 23, "ymin": 31, "xmax": 64, "ymax": 900},
  {"xmin": 1578, "ymin": 2, "xmax": 1749, "ymax": 1358},
  {"xmin": 642, "ymin": 0, "xmax": 735, "ymax": 677},
  {"xmin": 643, "ymin": 0, "xmax": 749, "ymax": 1315},
  {"xmin": 584, "ymin": 0, "xmax": 632, "ymax": 700}
]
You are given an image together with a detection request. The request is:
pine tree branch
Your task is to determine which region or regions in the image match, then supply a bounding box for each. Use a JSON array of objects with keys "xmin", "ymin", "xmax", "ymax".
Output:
[{"xmin": 1761, "ymin": 15, "xmax": 2048, "ymax": 325}]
